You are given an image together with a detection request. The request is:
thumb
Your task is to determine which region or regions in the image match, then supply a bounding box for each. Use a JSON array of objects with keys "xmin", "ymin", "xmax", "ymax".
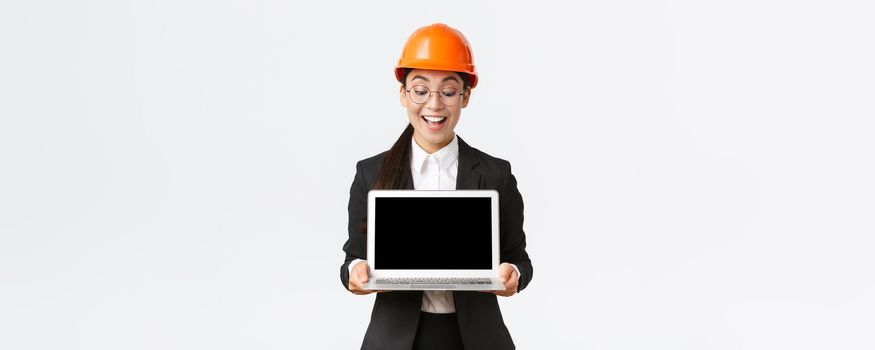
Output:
[{"xmin": 358, "ymin": 266, "xmax": 369, "ymax": 283}]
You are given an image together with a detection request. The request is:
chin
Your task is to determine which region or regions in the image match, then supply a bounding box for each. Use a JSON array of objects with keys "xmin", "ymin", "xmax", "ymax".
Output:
[
  {"xmin": 425, "ymin": 135, "xmax": 445, "ymax": 144},
  {"xmin": 413, "ymin": 131, "xmax": 442, "ymax": 146}
]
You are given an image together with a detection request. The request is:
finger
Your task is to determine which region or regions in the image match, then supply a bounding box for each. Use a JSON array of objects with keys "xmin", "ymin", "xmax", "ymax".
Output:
[
  {"xmin": 507, "ymin": 282, "xmax": 518, "ymax": 294},
  {"xmin": 354, "ymin": 265, "xmax": 369, "ymax": 283},
  {"xmin": 506, "ymin": 273, "xmax": 518, "ymax": 289},
  {"xmin": 352, "ymin": 286, "xmax": 374, "ymax": 295},
  {"xmin": 498, "ymin": 264, "xmax": 512, "ymax": 284},
  {"xmin": 349, "ymin": 275, "xmax": 363, "ymax": 291},
  {"xmin": 358, "ymin": 288, "xmax": 379, "ymax": 295}
]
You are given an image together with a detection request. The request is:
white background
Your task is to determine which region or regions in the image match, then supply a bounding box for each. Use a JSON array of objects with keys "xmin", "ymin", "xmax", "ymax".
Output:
[{"xmin": 1, "ymin": 0, "xmax": 874, "ymax": 349}]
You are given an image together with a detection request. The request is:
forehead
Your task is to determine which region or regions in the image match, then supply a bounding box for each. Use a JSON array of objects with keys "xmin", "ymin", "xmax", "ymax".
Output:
[{"xmin": 406, "ymin": 69, "xmax": 463, "ymax": 85}]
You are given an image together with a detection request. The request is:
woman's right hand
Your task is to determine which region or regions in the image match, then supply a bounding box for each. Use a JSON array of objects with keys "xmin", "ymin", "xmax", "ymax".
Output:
[{"xmin": 348, "ymin": 261, "xmax": 378, "ymax": 295}]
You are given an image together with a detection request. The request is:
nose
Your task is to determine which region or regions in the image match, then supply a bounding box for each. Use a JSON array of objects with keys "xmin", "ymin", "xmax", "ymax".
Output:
[{"xmin": 425, "ymin": 91, "xmax": 444, "ymax": 110}]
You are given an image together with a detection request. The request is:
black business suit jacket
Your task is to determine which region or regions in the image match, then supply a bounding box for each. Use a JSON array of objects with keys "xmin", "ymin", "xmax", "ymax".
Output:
[{"xmin": 340, "ymin": 136, "xmax": 534, "ymax": 350}]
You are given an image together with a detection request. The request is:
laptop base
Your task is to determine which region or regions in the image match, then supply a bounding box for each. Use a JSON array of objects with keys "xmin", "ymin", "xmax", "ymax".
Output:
[{"xmin": 363, "ymin": 278, "xmax": 506, "ymax": 291}]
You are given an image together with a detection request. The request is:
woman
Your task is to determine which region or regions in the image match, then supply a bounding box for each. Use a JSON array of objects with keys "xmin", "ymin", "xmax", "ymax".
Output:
[{"xmin": 339, "ymin": 23, "xmax": 533, "ymax": 350}]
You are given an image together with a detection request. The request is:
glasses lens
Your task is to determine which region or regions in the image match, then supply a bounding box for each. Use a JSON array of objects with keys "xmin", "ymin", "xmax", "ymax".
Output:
[
  {"xmin": 409, "ymin": 86, "xmax": 430, "ymax": 104},
  {"xmin": 440, "ymin": 89, "xmax": 460, "ymax": 106}
]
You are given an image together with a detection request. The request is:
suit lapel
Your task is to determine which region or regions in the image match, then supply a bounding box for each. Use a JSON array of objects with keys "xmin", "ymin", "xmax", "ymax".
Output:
[
  {"xmin": 452, "ymin": 138, "xmax": 486, "ymax": 348},
  {"xmin": 455, "ymin": 136, "xmax": 481, "ymax": 190}
]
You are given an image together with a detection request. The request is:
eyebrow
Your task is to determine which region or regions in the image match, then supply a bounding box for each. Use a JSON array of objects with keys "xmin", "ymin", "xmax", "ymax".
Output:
[{"xmin": 410, "ymin": 75, "xmax": 461, "ymax": 84}]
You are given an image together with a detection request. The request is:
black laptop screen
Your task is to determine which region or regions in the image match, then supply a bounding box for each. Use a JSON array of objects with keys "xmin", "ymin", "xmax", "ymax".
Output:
[{"xmin": 374, "ymin": 197, "xmax": 492, "ymax": 269}]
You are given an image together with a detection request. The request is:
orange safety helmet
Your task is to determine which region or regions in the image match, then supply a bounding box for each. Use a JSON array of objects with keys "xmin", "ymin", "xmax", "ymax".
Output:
[{"xmin": 394, "ymin": 23, "xmax": 478, "ymax": 89}]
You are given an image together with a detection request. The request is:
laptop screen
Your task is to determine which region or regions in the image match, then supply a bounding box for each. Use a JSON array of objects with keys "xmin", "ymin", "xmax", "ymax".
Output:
[{"xmin": 374, "ymin": 197, "xmax": 492, "ymax": 269}]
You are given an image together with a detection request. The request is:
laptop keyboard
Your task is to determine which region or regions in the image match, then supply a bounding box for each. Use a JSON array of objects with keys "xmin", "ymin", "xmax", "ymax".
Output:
[{"xmin": 375, "ymin": 277, "xmax": 493, "ymax": 285}]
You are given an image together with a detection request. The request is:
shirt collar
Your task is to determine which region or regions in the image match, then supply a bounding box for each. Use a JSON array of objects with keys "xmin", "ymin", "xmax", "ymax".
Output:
[{"xmin": 411, "ymin": 134, "xmax": 459, "ymax": 174}]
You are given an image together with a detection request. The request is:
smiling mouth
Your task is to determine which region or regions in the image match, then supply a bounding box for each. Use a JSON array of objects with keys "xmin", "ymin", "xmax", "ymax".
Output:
[{"xmin": 422, "ymin": 115, "xmax": 447, "ymax": 125}]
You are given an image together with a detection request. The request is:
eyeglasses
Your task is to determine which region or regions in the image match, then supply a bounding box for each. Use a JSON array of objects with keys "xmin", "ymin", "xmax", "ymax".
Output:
[{"xmin": 405, "ymin": 85, "xmax": 465, "ymax": 106}]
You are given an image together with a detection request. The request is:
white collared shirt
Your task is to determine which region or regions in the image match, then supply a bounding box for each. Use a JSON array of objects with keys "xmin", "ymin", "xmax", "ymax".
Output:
[
  {"xmin": 410, "ymin": 134, "xmax": 460, "ymax": 314},
  {"xmin": 350, "ymin": 134, "xmax": 519, "ymax": 313}
]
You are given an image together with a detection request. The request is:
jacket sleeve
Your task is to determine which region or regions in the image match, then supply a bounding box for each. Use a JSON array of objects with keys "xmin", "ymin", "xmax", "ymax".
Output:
[
  {"xmin": 499, "ymin": 162, "xmax": 534, "ymax": 292},
  {"xmin": 339, "ymin": 160, "xmax": 369, "ymax": 290}
]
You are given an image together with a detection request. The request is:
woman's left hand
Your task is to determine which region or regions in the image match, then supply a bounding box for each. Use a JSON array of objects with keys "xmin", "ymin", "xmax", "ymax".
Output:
[{"xmin": 491, "ymin": 263, "xmax": 519, "ymax": 297}]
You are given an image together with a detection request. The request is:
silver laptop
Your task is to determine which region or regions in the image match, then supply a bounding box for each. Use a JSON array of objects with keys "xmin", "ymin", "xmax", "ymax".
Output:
[{"xmin": 362, "ymin": 190, "xmax": 506, "ymax": 291}]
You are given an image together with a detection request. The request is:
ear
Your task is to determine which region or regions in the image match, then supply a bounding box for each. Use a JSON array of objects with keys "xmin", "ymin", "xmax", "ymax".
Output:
[
  {"xmin": 460, "ymin": 89, "xmax": 471, "ymax": 108},
  {"xmin": 399, "ymin": 85, "xmax": 408, "ymax": 107}
]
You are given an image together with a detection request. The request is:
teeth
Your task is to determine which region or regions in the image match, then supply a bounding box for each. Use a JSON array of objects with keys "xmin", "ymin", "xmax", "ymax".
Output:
[{"xmin": 423, "ymin": 116, "xmax": 446, "ymax": 123}]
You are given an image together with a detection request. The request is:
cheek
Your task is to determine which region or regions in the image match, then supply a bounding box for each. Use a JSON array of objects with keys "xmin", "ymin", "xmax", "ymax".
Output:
[
  {"xmin": 448, "ymin": 117, "xmax": 461, "ymax": 129},
  {"xmin": 406, "ymin": 107, "xmax": 422, "ymax": 124},
  {"xmin": 448, "ymin": 110, "xmax": 462, "ymax": 124},
  {"xmin": 406, "ymin": 106, "xmax": 419, "ymax": 118}
]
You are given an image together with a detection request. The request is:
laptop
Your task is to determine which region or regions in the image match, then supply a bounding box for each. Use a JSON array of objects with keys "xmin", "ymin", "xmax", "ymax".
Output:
[{"xmin": 362, "ymin": 190, "xmax": 506, "ymax": 291}]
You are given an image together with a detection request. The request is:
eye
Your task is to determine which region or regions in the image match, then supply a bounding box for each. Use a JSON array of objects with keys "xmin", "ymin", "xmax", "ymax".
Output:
[
  {"xmin": 412, "ymin": 86, "xmax": 429, "ymax": 96},
  {"xmin": 441, "ymin": 89, "xmax": 458, "ymax": 97}
]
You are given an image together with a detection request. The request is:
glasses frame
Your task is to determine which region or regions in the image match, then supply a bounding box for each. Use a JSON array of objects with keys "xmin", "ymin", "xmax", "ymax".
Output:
[{"xmin": 404, "ymin": 85, "xmax": 466, "ymax": 106}]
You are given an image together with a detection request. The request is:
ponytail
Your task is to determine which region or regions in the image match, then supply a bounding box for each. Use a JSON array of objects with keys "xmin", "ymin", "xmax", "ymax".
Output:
[
  {"xmin": 359, "ymin": 124, "xmax": 414, "ymax": 235},
  {"xmin": 372, "ymin": 123, "xmax": 414, "ymax": 190}
]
